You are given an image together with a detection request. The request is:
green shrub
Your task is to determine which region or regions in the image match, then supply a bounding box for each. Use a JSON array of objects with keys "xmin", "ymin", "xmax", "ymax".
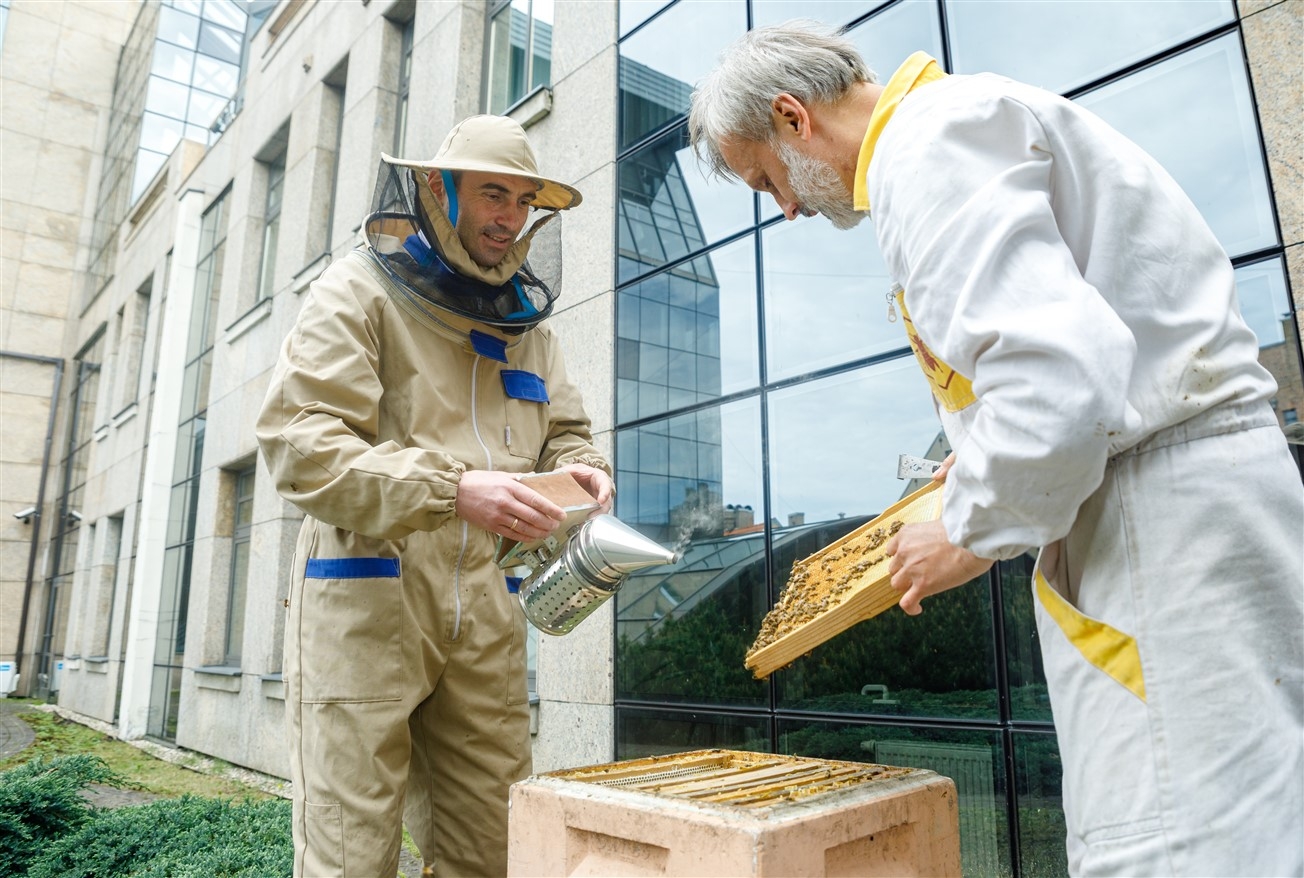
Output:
[
  {"xmin": 0, "ymin": 754, "xmax": 126, "ymax": 875},
  {"xmin": 28, "ymin": 794, "xmax": 291, "ymax": 878}
]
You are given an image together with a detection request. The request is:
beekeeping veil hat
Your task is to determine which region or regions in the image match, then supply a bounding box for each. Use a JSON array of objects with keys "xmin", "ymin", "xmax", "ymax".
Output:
[{"xmin": 364, "ymin": 114, "xmax": 581, "ymax": 333}]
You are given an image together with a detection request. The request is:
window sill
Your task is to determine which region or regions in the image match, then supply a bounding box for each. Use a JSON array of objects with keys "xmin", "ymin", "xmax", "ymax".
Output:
[
  {"xmin": 505, "ymin": 85, "xmax": 552, "ymax": 130},
  {"xmin": 195, "ymin": 665, "xmax": 242, "ymax": 693},
  {"xmin": 260, "ymin": 673, "xmax": 284, "ymax": 701},
  {"xmin": 223, "ymin": 297, "xmax": 272, "ymax": 343}
]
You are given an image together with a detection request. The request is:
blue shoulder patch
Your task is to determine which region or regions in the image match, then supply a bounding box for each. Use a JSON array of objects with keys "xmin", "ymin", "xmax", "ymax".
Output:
[{"xmin": 470, "ymin": 330, "xmax": 508, "ymax": 363}]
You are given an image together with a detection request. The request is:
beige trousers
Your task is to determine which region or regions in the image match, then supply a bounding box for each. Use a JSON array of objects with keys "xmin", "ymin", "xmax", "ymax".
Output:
[{"xmin": 285, "ymin": 521, "xmax": 531, "ymax": 877}]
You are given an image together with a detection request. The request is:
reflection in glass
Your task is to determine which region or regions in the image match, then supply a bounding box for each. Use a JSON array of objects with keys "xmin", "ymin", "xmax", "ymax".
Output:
[
  {"xmin": 147, "ymin": 74, "xmax": 192, "ymax": 119},
  {"xmin": 762, "ymin": 217, "xmax": 904, "ymax": 380},
  {"xmin": 615, "ymin": 399, "xmax": 766, "ymax": 707},
  {"xmin": 618, "ymin": 0, "xmax": 744, "ymax": 148},
  {"xmin": 618, "ymin": 0, "xmax": 673, "ymax": 37},
  {"xmin": 158, "ymin": 5, "xmax": 199, "ymax": 49},
  {"xmin": 1236, "ymin": 259, "xmax": 1304, "ymax": 441},
  {"xmin": 999, "ymin": 554, "xmax": 1052, "ymax": 722},
  {"xmin": 617, "ymin": 707, "xmax": 769, "ymax": 759},
  {"xmin": 1075, "ymin": 34, "xmax": 1276, "ymax": 259},
  {"xmin": 947, "ymin": 0, "xmax": 1234, "ymax": 94},
  {"xmin": 1013, "ymin": 730, "xmax": 1067, "ymax": 877},
  {"xmin": 617, "ymin": 236, "xmax": 759, "ymax": 422},
  {"xmin": 760, "ymin": 0, "xmax": 943, "ymax": 222},
  {"xmin": 198, "ymin": 21, "xmax": 242, "ymax": 64},
  {"xmin": 485, "ymin": 0, "xmax": 553, "ymax": 115},
  {"xmin": 765, "ymin": 357, "xmax": 939, "ymax": 524},
  {"xmin": 140, "ymin": 112, "xmax": 183, "ymax": 155},
  {"xmin": 152, "ymin": 41, "xmax": 194, "ymax": 81},
  {"xmin": 779, "ymin": 719, "xmax": 1010, "ymax": 876},
  {"xmin": 193, "ymin": 54, "xmax": 238, "ymax": 95},
  {"xmin": 752, "ymin": 0, "xmax": 878, "ymax": 30},
  {"xmin": 618, "ymin": 123, "xmax": 754, "ymax": 285}
]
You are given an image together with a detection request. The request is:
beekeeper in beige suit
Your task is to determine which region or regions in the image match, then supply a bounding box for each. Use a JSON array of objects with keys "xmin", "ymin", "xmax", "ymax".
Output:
[{"xmin": 257, "ymin": 115, "xmax": 612, "ymax": 878}]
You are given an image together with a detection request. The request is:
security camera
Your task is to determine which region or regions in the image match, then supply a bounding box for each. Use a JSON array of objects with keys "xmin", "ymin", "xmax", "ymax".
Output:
[
  {"xmin": 67, "ymin": 510, "xmax": 83, "ymax": 523},
  {"xmin": 13, "ymin": 506, "xmax": 36, "ymax": 523}
]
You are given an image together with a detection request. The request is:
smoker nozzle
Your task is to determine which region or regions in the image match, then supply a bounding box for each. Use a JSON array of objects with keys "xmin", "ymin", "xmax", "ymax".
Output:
[{"xmin": 566, "ymin": 514, "xmax": 680, "ymax": 585}]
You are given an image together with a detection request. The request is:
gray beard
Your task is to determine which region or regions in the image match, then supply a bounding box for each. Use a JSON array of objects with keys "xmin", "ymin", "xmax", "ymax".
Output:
[{"xmin": 776, "ymin": 140, "xmax": 866, "ymax": 231}]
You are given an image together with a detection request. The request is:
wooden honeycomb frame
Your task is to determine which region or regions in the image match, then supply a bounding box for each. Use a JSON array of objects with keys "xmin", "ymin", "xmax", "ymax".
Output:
[{"xmin": 745, "ymin": 479, "xmax": 943, "ymax": 679}]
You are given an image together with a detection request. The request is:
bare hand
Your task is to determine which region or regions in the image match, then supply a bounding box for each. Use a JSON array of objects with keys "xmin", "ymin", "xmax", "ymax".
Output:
[
  {"xmin": 884, "ymin": 520, "xmax": 993, "ymax": 616},
  {"xmin": 932, "ymin": 452, "xmax": 956, "ymax": 482},
  {"xmin": 455, "ymin": 470, "xmax": 566, "ymax": 540},
  {"xmin": 557, "ymin": 463, "xmax": 615, "ymax": 514}
]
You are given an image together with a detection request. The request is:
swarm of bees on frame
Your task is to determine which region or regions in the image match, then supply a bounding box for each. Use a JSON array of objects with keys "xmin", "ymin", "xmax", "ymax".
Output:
[{"xmin": 745, "ymin": 519, "xmax": 905, "ymax": 662}]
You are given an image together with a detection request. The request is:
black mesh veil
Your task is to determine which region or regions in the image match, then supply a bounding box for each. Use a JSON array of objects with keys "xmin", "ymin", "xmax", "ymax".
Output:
[{"xmin": 362, "ymin": 162, "xmax": 562, "ymax": 334}]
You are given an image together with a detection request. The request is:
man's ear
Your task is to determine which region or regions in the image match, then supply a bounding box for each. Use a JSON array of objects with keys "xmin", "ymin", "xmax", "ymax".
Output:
[
  {"xmin": 426, "ymin": 169, "xmax": 451, "ymax": 212},
  {"xmin": 771, "ymin": 93, "xmax": 812, "ymax": 143}
]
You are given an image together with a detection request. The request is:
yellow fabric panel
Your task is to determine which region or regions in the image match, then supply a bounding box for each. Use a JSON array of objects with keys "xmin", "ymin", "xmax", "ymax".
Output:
[
  {"xmin": 1035, "ymin": 569, "xmax": 1147, "ymax": 702},
  {"xmin": 895, "ymin": 289, "xmax": 977, "ymax": 412},
  {"xmin": 853, "ymin": 51, "xmax": 947, "ymax": 211}
]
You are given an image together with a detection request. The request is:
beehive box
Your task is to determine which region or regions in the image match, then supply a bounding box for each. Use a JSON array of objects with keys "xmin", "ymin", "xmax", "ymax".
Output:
[
  {"xmin": 745, "ymin": 480, "xmax": 943, "ymax": 679},
  {"xmin": 507, "ymin": 749, "xmax": 959, "ymax": 877}
]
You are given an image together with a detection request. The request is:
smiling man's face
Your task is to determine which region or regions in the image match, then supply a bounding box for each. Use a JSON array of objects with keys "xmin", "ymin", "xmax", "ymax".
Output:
[{"xmin": 451, "ymin": 170, "xmax": 539, "ymax": 268}]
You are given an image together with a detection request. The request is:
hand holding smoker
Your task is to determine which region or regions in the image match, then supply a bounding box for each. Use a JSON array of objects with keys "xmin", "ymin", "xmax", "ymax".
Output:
[{"xmin": 497, "ymin": 472, "xmax": 679, "ymax": 635}]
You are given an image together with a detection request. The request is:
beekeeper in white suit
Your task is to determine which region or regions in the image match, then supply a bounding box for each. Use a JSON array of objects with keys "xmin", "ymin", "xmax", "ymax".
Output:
[{"xmin": 690, "ymin": 21, "xmax": 1303, "ymax": 877}]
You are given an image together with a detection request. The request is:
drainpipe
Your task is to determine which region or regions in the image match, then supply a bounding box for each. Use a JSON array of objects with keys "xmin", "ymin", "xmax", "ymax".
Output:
[{"xmin": 3, "ymin": 351, "xmax": 64, "ymax": 695}]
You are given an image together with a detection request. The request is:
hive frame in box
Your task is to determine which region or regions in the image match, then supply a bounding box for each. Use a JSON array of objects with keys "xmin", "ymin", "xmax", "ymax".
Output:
[{"xmin": 745, "ymin": 479, "xmax": 944, "ymax": 679}]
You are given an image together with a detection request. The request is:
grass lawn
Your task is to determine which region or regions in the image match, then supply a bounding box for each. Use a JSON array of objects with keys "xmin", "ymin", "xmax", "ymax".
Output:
[{"xmin": 0, "ymin": 701, "xmax": 274, "ymax": 800}]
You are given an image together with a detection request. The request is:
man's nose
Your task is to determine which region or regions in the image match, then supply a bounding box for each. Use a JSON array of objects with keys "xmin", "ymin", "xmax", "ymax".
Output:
[{"xmin": 777, "ymin": 196, "xmax": 801, "ymax": 221}]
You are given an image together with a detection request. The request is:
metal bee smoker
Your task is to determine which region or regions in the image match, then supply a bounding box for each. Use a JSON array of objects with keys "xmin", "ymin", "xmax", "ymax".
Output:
[{"xmin": 497, "ymin": 473, "xmax": 679, "ymax": 636}]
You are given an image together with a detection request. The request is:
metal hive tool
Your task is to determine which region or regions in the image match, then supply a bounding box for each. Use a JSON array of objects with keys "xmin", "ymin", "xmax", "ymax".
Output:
[
  {"xmin": 545, "ymin": 749, "xmax": 916, "ymax": 811},
  {"xmin": 744, "ymin": 479, "xmax": 944, "ymax": 679}
]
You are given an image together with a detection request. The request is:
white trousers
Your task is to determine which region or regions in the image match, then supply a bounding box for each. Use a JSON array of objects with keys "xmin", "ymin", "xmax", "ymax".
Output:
[{"xmin": 1034, "ymin": 402, "xmax": 1303, "ymax": 877}]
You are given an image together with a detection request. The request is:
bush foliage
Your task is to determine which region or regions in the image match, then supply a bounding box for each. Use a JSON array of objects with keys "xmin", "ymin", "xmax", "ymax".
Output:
[
  {"xmin": 28, "ymin": 795, "xmax": 292, "ymax": 878},
  {"xmin": 1, "ymin": 753, "xmax": 291, "ymax": 878},
  {"xmin": 0, "ymin": 754, "xmax": 126, "ymax": 875}
]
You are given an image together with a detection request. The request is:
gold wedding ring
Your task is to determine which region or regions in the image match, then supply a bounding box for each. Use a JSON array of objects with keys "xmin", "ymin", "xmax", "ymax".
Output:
[{"xmin": 510, "ymin": 518, "xmax": 519, "ymax": 532}]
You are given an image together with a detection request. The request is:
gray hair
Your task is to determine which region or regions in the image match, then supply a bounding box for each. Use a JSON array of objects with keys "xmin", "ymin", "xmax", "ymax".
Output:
[{"xmin": 689, "ymin": 20, "xmax": 876, "ymax": 181}]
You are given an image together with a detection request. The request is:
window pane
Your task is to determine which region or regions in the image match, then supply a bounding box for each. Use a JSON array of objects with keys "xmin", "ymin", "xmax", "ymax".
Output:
[
  {"xmin": 617, "ymin": 236, "xmax": 759, "ymax": 421},
  {"xmin": 151, "ymin": 41, "xmax": 194, "ymax": 82},
  {"xmin": 485, "ymin": 1, "xmax": 529, "ymax": 114},
  {"xmin": 201, "ymin": 0, "xmax": 245, "ymax": 31},
  {"xmin": 131, "ymin": 151, "xmax": 167, "ymax": 204},
  {"xmin": 140, "ymin": 111, "xmax": 183, "ymax": 154},
  {"xmin": 619, "ymin": 0, "xmax": 745, "ymax": 148},
  {"xmin": 618, "ymin": 0, "xmax": 672, "ymax": 37},
  {"xmin": 185, "ymin": 89, "xmax": 227, "ymax": 127},
  {"xmin": 752, "ymin": 0, "xmax": 880, "ymax": 30},
  {"xmin": 761, "ymin": 217, "xmax": 902, "ymax": 380},
  {"xmin": 225, "ymin": 537, "xmax": 250, "ymax": 663},
  {"xmin": 779, "ymin": 720, "xmax": 1011, "ymax": 877},
  {"xmin": 1075, "ymin": 34, "xmax": 1276, "ymax": 258},
  {"xmin": 767, "ymin": 361, "xmax": 996, "ymax": 718},
  {"xmin": 999, "ymin": 554, "xmax": 1052, "ymax": 722},
  {"xmin": 1014, "ymin": 730, "xmax": 1068, "ymax": 877},
  {"xmin": 761, "ymin": 0, "xmax": 944, "ymax": 222},
  {"xmin": 615, "ymin": 398, "xmax": 767, "ymax": 707},
  {"xmin": 198, "ymin": 21, "xmax": 241, "ymax": 64},
  {"xmin": 947, "ymin": 0, "xmax": 1234, "ymax": 94},
  {"xmin": 193, "ymin": 53, "xmax": 238, "ymax": 95},
  {"xmin": 530, "ymin": 0, "xmax": 553, "ymax": 92},
  {"xmin": 617, "ymin": 707, "xmax": 769, "ymax": 759},
  {"xmin": 158, "ymin": 5, "xmax": 199, "ymax": 49},
  {"xmin": 146, "ymin": 74, "xmax": 191, "ymax": 120},
  {"xmin": 1236, "ymin": 258, "xmax": 1304, "ymax": 442},
  {"xmin": 617, "ymin": 123, "xmax": 755, "ymax": 284}
]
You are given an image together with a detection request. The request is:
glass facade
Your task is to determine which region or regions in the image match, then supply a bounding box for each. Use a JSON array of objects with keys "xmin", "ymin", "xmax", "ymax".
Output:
[
  {"xmin": 34, "ymin": 332, "xmax": 105, "ymax": 700},
  {"xmin": 612, "ymin": 2, "xmax": 1300, "ymax": 875},
  {"xmin": 148, "ymin": 190, "xmax": 229, "ymax": 741}
]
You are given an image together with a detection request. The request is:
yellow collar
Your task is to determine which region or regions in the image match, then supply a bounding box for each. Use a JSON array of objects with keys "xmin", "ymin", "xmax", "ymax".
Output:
[{"xmin": 853, "ymin": 52, "xmax": 947, "ymax": 211}]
